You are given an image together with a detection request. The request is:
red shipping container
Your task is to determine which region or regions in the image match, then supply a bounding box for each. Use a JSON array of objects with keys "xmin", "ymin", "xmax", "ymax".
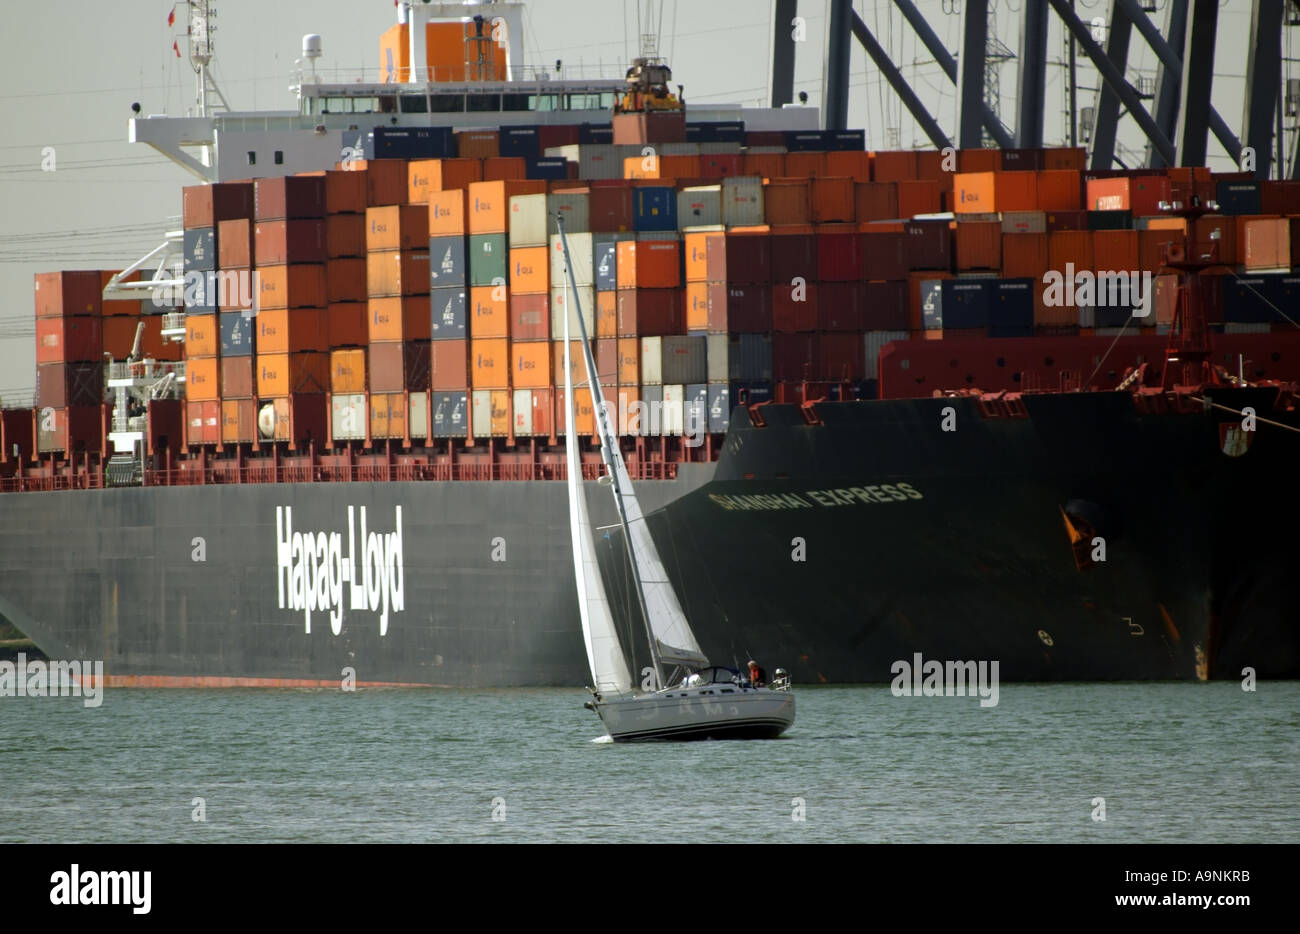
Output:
[
  {"xmin": 616, "ymin": 289, "xmax": 682, "ymax": 336},
  {"xmin": 510, "ymin": 293, "xmax": 549, "ymax": 341},
  {"xmin": 772, "ymin": 283, "xmax": 818, "ymax": 332},
  {"xmin": 764, "ymin": 179, "xmax": 812, "ymax": 226},
  {"xmin": 772, "ymin": 333, "xmax": 818, "ymax": 380},
  {"xmin": 1138, "ymin": 228, "xmax": 1184, "ymax": 271},
  {"xmin": 317, "ymin": 169, "xmax": 368, "ymax": 214},
  {"xmin": 102, "ymin": 316, "xmax": 143, "ymax": 358},
  {"xmin": 255, "ymin": 175, "xmax": 325, "ymax": 221},
  {"xmin": 1002, "ymin": 233, "xmax": 1049, "ymax": 278},
  {"xmin": 356, "ymin": 159, "xmax": 409, "ymax": 207},
  {"xmin": 218, "ymin": 218, "xmax": 256, "ymax": 268},
  {"xmin": 872, "ymin": 151, "xmax": 918, "ymax": 182},
  {"xmin": 431, "ymin": 338, "xmax": 469, "ymax": 390},
  {"xmin": 816, "ymin": 231, "xmax": 866, "ymax": 281},
  {"xmin": 220, "ymin": 397, "xmax": 258, "ymax": 444},
  {"xmin": 588, "ymin": 185, "xmax": 635, "ymax": 232},
  {"xmin": 37, "ymin": 362, "xmax": 103, "ymax": 408},
  {"xmin": 1035, "ymin": 170, "xmax": 1082, "ymax": 211},
  {"xmin": 818, "ymin": 333, "xmax": 865, "ymax": 380},
  {"xmin": 1092, "ymin": 230, "xmax": 1139, "ymax": 273},
  {"xmin": 706, "ymin": 232, "xmax": 771, "ymax": 285},
  {"xmin": 816, "ymin": 281, "xmax": 865, "ymax": 331},
  {"xmin": 617, "ymin": 240, "xmax": 681, "ymax": 289},
  {"xmin": 257, "ymin": 264, "xmax": 328, "ymax": 309},
  {"xmin": 368, "ymin": 296, "xmax": 432, "ymax": 342},
  {"xmin": 257, "ymin": 352, "xmax": 330, "ymax": 396},
  {"xmin": 1046, "ymin": 210, "xmax": 1088, "ymax": 231},
  {"xmin": 326, "ymin": 258, "xmax": 368, "ymax": 303},
  {"xmin": 955, "ymin": 221, "xmax": 1003, "ymax": 270},
  {"xmin": 1086, "ymin": 175, "xmax": 1170, "ymax": 215},
  {"xmin": 770, "ymin": 228, "xmax": 817, "ymax": 284},
  {"xmin": 1048, "ymin": 230, "xmax": 1094, "ymax": 274},
  {"xmin": 34, "ymin": 271, "xmax": 100, "ymax": 318},
  {"xmin": 785, "ymin": 151, "xmax": 828, "ymax": 179},
  {"xmin": 255, "ymin": 219, "xmax": 327, "ymax": 266},
  {"xmin": 861, "ymin": 231, "xmax": 906, "ymax": 280},
  {"xmin": 826, "ymin": 151, "xmax": 871, "ymax": 182},
  {"xmin": 855, "ymin": 182, "xmax": 899, "ymax": 222},
  {"xmin": 328, "ymin": 302, "xmax": 368, "ymax": 347},
  {"xmin": 698, "ymin": 154, "xmax": 743, "ymax": 179},
  {"xmin": 220, "ymin": 356, "xmax": 255, "ymax": 398},
  {"xmin": 268, "ymin": 393, "xmax": 328, "ymax": 449},
  {"xmin": 326, "ymin": 214, "xmax": 366, "ymax": 259},
  {"xmin": 36, "ymin": 316, "xmax": 101, "ymax": 364},
  {"xmin": 706, "ymin": 283, "xmax": 772, "ymax": 333},
  {"xmin": 902, "ymin": 220, "xmax": 950, "ymax": 270},
  {"xmin": 595, "ymin": 339, "xmax": 618, "ymax": 387},
  {"xmin": 862, "ymin": 280, "xmax": 908, "ymax": 330},
  {"xmin": 957, "ymin": 149, "xmax": 1000, "ymax": 173},
  {"xmin": 743, "ymin": 152, "xmax": 786, "ymax": 179},
  {"xmin": 186, "ymin": 400, "xmax": 221, "ymax": 446},
  {"xmin": 483, "ymin": 157, "xmax": 526, "ymax": 181},
  {"xmin": 369, "ymin": 341, "xmax": 431, "ymax": 392},
  {"xmin": 538, "ymin": 125, "xmax": 580, "ymax": 150},
  {"xmin": 897, "ymin": 179, "xmax": 942, "ymax": 218}
]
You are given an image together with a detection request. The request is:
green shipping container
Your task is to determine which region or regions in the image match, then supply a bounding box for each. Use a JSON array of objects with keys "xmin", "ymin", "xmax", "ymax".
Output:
[{"xmin": 469, "ymin": 233, "xmax": 508, "ymax": 288}]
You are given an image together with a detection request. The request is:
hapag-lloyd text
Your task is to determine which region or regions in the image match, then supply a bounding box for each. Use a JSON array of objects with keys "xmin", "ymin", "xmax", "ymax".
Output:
[{"xmin": 276, "ymin": 505, "xmax": 404, "ymax": 635}]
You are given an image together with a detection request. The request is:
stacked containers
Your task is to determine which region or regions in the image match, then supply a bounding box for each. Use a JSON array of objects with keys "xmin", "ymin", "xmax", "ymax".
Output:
[
  {"xmin": 366, "ymin": 201, "xmax": 430, "ymax": 441},
  {"xmin": 429, "ymin": 187, "xmax": 470, "ymax": 437},
  {"xmin": 33, "ymin": 271, "xmax": 104, "ymax": 452},
  {"xmin": 508, "ymin": 191, "xmax": 554, "ymax": 437}
]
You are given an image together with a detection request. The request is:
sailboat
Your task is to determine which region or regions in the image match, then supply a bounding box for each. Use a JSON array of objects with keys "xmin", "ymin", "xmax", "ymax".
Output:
[{"xmin": 555, "ymin": 218, "xmax": 796, "ymax": 742}]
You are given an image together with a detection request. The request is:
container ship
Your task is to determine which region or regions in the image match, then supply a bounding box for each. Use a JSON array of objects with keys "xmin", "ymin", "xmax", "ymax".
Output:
[{"xmin": 2, "ymin": 2, "xmax": 1298, "ymax": 686}]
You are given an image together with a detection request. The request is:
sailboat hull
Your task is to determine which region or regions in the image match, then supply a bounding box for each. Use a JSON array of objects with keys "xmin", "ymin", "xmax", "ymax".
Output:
[{"xmin": 594, "ymin": 687, "xmax": 795, "ymax": 742}]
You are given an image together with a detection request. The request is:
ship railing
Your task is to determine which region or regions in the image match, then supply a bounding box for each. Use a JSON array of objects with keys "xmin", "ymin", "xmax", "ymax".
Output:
[
  {"xmin": 136, "ymin": 459, "xmax": 677, "ymax": 486},
  {"xmin": 0, "ymin": 472, "xmax": 104, "ymax": 493}
]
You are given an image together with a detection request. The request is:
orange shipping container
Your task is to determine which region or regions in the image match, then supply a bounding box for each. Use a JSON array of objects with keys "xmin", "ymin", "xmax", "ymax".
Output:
[
  {"xmin": 186, "ymin": 356, "xmax": 220, "ymax": 402},
  {"xmin": 366, "ymin": 204, "xmax": 429, "ymax": 251},
  {"xmin": 896, "ymin": 179, "xmax": 941, "ymax": 218},
  {"xmin": 617, "ymin": 338, "xmax": 640, "ymax": 385},
  {"xmin": 871, "ymin": 151, "xmax": 918, "ymax": 182},
  {"xmin": 684, "ymin": 282, "xmax": 710, "ymax": 331},
  {"xmin": 811, "ymin": 177, "xmax": 855, "ymax": 224},
  {"xmin": 1048, "ymin": 230, "xmax": 1094, "ymax": 273},
  {"xmin": 1035, "ymin": 170, "xmax": 1082, "ymax": 211},
  {"xmin": 511, "ymin": 341, "xmax": 551, "ymax": 389},
  {"xmin": 955, "ymin": 221, "xmax": 1002, "ymax": 270},
  {"xmin": 742, "ymin": 152, "xmax": 786, "ymax": 179},
  {"xmin": 456, "ymin": 131, "xmax": 500, "ymax": 159},
  {"xmin": 366, "ymin": 250, "xmax": 430, "ymax": 297},
  {"xmin": 407, "ymin": 158, "xmax": 482, "ymax": 203},
  {"xmin": 855, "ymin": 182, "xmax": 899, "ymax": 222},
  {"xmin": 257, "ymin": 264, "xmax": 327, "ymax": 310},
  {"xmin": 217, "ymin": 218, "xmax": 255, "ymax": 268},
  {"xmin": 489, "ymin": 389, "xmax": 511, "ymax": 437},
  {"xmin": 1240, "ymin": 216, "xmax": 1290, "ymax": 270},
  {"xmin": 368, "ymin": 296, "xmax": 432, "ymax": 342},
  {"xmin": 825, "ymin": 151, "xmax": 871, "ymax": 182},
  {"xmin": 953, "ymin": 171, "xmax": 1036, "ymax": 213},
  {"xmin": 1092, "ymin": 230, "xmax": 1139, "ymax": 273},
  {"xmin": 556, "ymin": 387, "xmax": 595, "ymax": 436},
  {"xmin": 552, "ymin": 341, "xmax": 590, "ymax": 388},
  {"xmin": 683, "ymin": 230, "xmax": 721, "ymax": 282},
  {"xmin": 482, "ymin": 156, "xmax": 527, "ymax": 182},
  {"xmin": 257, "ymin": 308, "xmax": 329, "ymax": 354},
  {"xmin": 468, "ymin": 180, "xmax": 547, "ymax": 235},
  {"xmin": 185, "ymin": 314, "xmax": 219, "ymax": 357},
  {"xmin": 958, "ymin": 149, "xmax": 1000, "ymax": 173},
  {"xmin": 139, "ymin": 316, "xmax": 180, "ymax": 361},
  {"xmin": 471, "ymin": 337, "xmax": 510, "ymax": 389},
  {"xmin": 257, "ymin": 352, "xmax": 329, "ymax": 397},
  {"xmin": 785, "ymin": 152, "xmax": 828, "ymax": 179},
  {"xmin": 616, "ymin": 240, "xmax": 681, "ymax": 290},
  {"xmin": 427, "ymin": 188, "xmax": 468, "ymax": 236},
  {"xmin": 330, "ymin": 348, "xmax": 367, "ymax": 392},
  {"xmin": 509, "ymin": 246, "xmax": 549, "ymax": 294},
  {"xmin": 470, "ymin": 287, "xmax": 509, "ymax": 338},
  {"xmin": 1001, "ymin": 233, "xmax": 1049, "ymax": 279},
  {"xmin": 764, "ymin": 179, "xmax": 812, "ymax": 226},
  {"xmin": 596, "ymin": 291, "xmax": 618, "ymax": 338},
  {"xmin": 915, "ymin": 150, "xmax": 953, "ymax": 185},
  {"xmin": 340, "ymin": 160, "xmax": 408, "ymax": 207}
]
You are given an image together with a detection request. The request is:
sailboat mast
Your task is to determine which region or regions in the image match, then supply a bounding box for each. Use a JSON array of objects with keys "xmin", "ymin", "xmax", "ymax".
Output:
[{"xmin": 555, "ymin": 216, "xmax": 665, "ymax": 689}]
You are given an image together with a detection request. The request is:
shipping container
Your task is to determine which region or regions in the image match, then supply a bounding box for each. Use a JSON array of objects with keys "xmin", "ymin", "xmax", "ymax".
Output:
[
  {"xmin": 468, "ymin": 180, "xmax": 547, "ymax": 235},
  {"xmin": 551, "ymin": 284, "xmax": 596, "ymax": 340},
  {"xmin": 817, "ymin": 231, "xmax": 866, "ymax": 281},
  {"xmin": 1048, "ymin": 230, "xmax": 1095, "ymax": 275},
  {"xmin": 769, "ymin": 228, "xmax": 817, "ymax": 283},
  {"xmin": 501, "ymin": 126, "xmax": 541, "ymax": 158},
  {"xmin": 183, "ymin": 227, "xmax": 217, "ymax": 273},
  {"xmin": 185, "ymin": 355, "xmax": 220, "ymax": 401},
  {"xmin": 368, "ymin": 295, "xmax": 432, "ymax": 342},
  {"xmin": 860, "ymin": 280, "xmax": 908, "ymax": 330},
  {"xmin": 616, "ymin": 240, "xmax": 681, "ymax": 289},
  {"xmin": 554, "ymin": 386, "xmax": 596, "ymax": 437},
  {"xmin": 330, "ymin": 348, "xmax": 367, "ymax": 393},
  {"xmin": 366, "ymin": 127, "xmax": 454, "ymax": 161},
  {"xmin": 428, "ymin": 234, "xmax": 467, "ymax": 289},
  {"xmin": 549, "ymin": 231, "xmax": 594, "ymax": 286},
  {"xmin": 35, "ymin": 315, "xmax": 101, "ymax": 364},
  {"xmin": 186, "ymin": 400, "xmax": 221, "ymax": 445},
  {"xmin": 588, "ymin": 185, "xmax": 636, "ymax": 232},
  {"xmin": 257, "ymin": 263, "xmax": 328, "ymax": 309},
  {"xmin": 988, "ymin": 278, "xmax": 1035, "ymax": 336},
  {"xmin": 183, "ymin": 181, "xmax": 253, "ymax": 229},
  {"xmin": 721, "ymin": 177, "xmax": 765, "ymax": 227},
  {"xmin": 330, "ymin": 392, "xmax": 367, "ymax": 442},
  {"xmin": 639, "ymin": 337, "xmax": 664, "ymax": 385},
  {"xmin": 633, "ymin": 186, "xmax": 678, "ymax": 231},
  {"xmin": 369, "ymin": 341, "xmax": 430, "ymax": 393},
  {"xmin": 855, "ymin": 181, "xmax": 899, "ymax": 222},
  {"xmin": 432, "ymin": 391, "xmax": 469, "ymax": 437},
  {"xmin": 860, "ymin": 230, "xmax": 906, "ymax": 280},
  {"xmin": 763, "ymin": 179, "xmax": 812, "ymax": 226},
  {"xmin": 772, "ymin": 283, "xmax": 818, "ymax": 332},
  {"xmin": 221, "ymin": 397, "xmax": 258, "ymax": 444},
  {"xmin": 1239, "ymin": 216, "xmax": 1290, "ymax": 270},
  {"xmin": 615, "ymin": 288, "xmax": 681, "ymax": 336},
  {"xmin": 707, "ymin": 282, "xmax": 772, "ymax": 333},
  {"xmin": 743, "ymin": 151, "xmax": 786, "ymax": 180},
  {"xmin": 1035, "ymin": 170, "xmax": 1082, "ymax": 211},
  {"xmin": 872, "ymin": 150, "xmax": 918, "ymax": 182},
  {"xmin": 328, "ymin": 302, "xmax": 368, "ymax": 347},
  {"xmin": 326, "ymin": 258, "xmax": 367, "ymax": 303},
  {"xmin": 467, "ymin": 233, "xmax": 509, "ymax": 288},
  {"xmin": 1002, "ymin": 232, "xmax": 1050, "ymax": 278},
  {"xmin": 254, "ymin": 175, "xmax": 325, "ymax": 221},
  {"xmin": 469, "ymin": 286, "xmax": 509, "ymax": 338},
  {"xmin": 325, "ymin": 214, "xmax": 367, "ymax": 259},
  {"xmin": 219, "ymin": 310, "xmax": 254, "ymax": 356},
  {"xmin": 592, "ymin": 290, "xmax": 618, "ymax": 338},
  {"xmin": 256, "ymin": 352, "xmax": 328, "ymax": 397},
  {"xmin": 932, "ymin": 279, "xmax": 991, "ymax": 329},
  {"xmin": 470, "ymin": 337, "xmax": 511, "ymax": 389},
  {"xmin": 897, "ymin": 179, "xmax": 942, "ymax": 218},
  {"xmin": 1092, "ymin": 230, "xmax": 1140, "ymax": 273},
  {"xmin": 218, "ymin": 218, "xmax": 255, "ymax": 268},
  {"xmin": 676, "ymin": 185, "xmax": 723, "ymax": 228},
  {"xmin": 684, "ymin": 281, "xmax": 710, "ymax": 331},
  {"xmin": 315, "ymin": 169, "xmax": 368, "ymax": 215},
  {"xmin": 1084, "ymin": 175, "xmax": 1170, "ymax": 215},
  {"xmin": 508, "ymin": 245, "xmax": 549, "ymax": 294},
  {"xmin": 217, "ymin": 355, "xmax": 253, "ymax": 403},
  {"xmin": 510, "ymin": 340, "xmax": 551, "ymax": 388},
  {"xmin": 510, "ymin": 292, "xmax": 549, "ymax": 341},
  {"xmin": 817, "ymin": 281, "xmax": 866, "ymax": 331},
  {"xmin": 365, "ymin": 204, "xmax": 429, "ymax": 252},
  {"xmin": 257, "ymin": 307, "xmax": 330, "ymax": 353},
  {"xmin": 37, "ymin": 362, "xmax": 103, "ymax": 408},
  {"xmin": 771, "ymin": 332, "xmax": 817, "ymax": 381},
  {"xmin": 546, "ymin": 188, "xmax": 592, "ymax": 237},
  {"xmin": 427, "ymin": 188, "xmax": 468, "ymax": 237},
  {"xmin": 953, "ymin": 171, "xmax": 1036, "ymax": 213},
  {"xmin": 430, "ymin": 338, "xmax": 469, "ymax": 390},
  {"xmin": 430, "ymin": 287, "xmax": 468, "ymax": 340},
  {"xmin": 508, "ymin": 192, "xmax": 548, "ymax": 248},
  {"xmin": 184, "ymin": 313, "xmax": 219, "ymax": 356},
  {"xmin": 255, "ymin": 219, "xmax": 327, "ymax": 265},
  {"xmin": 33, "ymin": 270, "xmax": 100, "ymax": 318},
  {"xmin": 863, "ymin": 331, "xmax": 909, "ymax": 379},
  {"xmin": 366, "ymin": 249, "xmax": 431, "ymax": 297}
]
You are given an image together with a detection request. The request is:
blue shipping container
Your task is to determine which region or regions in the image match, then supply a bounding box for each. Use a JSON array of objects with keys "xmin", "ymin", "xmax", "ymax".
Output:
[
  {"xmin": 988, "ymin": 278, "xmax": 1034, "ymax": 330},
  {"xmin": 219, "ymin": 311, "xmax": 254, "ymax": 356},
  {"xmin": 634, "ymin": 187, "xmax": 677, "ymax": 232},
  {"xmin": 595, "ymin": 240, "xmax": 618, "ymax": 291},
  {"xmin": 429, "ymin": 235, "xmax": 467, "ymax": 288},
  {"xmin": 1215, "ymin": 181, "xmax": 1262, "ymax": 216},
  {"xmin": 525, "ymin": 157, "xmax": 569, "ymax": 180},
  {"xmin": 432, "ymin": 392, "xmax": 468, "ymax": 438},
  {"xmin": 579, "ymin": 123, "xmax": 613, "ymax": 144},
  {"xmin": 431, "ymin": 287, "xmax": 468, "ymax": 339},
  {"xmin": 366, "ymin": 126, "xmax": 455, "ymax": 160},
  {"xmin": 939, "ymin": 279, "xmax": 991, "ymax": 330},
  {"xmin": 500, "ymin": 126, "xmax": 541, "ymax": 158}
]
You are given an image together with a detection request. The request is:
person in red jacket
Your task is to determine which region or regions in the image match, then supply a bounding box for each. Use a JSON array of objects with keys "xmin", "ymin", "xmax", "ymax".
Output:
[{"xmin": 747, "ymin": 660, "xmax": 767, "ymax": 688}]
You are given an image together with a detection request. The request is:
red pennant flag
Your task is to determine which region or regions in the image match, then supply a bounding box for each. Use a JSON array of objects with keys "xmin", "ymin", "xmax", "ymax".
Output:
[
  {"xmin": 168, "ymin": 8, "xmax": 175, "ymax": 27},
  {"xmin": 173, "ymin": 40, "xmax": 181, "ymax": 58}
]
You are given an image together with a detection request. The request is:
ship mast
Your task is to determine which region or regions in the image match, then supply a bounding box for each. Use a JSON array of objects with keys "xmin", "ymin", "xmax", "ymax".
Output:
[
  {"xmin": 1159, "ymin": 200, "xmax": 1223, "ymax": 390},
  {"xmin": 185, "ymin": 0, "xmax": 230, "ymax": 119}
]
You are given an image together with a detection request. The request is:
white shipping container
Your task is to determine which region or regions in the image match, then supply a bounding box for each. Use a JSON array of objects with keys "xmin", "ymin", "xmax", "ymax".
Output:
[
  {"xmin": 547, "ymin": 190, "xmax": 590, "ymax": 237},
  {"xmin": 722, "ymin": 177, "xmax": 765, "ymax": 228},
  {"xmin": 640, "ymin": 336, "xmax": 663, "ymax": 386},
  {"xmin": 471, "ymin": 389, "xmax": 493, "ymax": 438},
  {"xmin": 409, "ymin": 391, "xmax": 428, "ymax": 438},
  {"xmin": 508, "ymin": 193, "xmax": 548, "ymax": 248},
  {"xmin": 706, "ymin": 333, "xmax": 728, "ymax": 383},
  {"xmin": 863, "ymin": 331, "xmax": 908, "ymax": 380},
  {"xmin": 677, "ymin": 186, "xmax": 723, "ymax": 229},
  {"xmin": 549, "ymin": 284, "xmax": 596, "ymax": 340},
  {"xmin": 330, "ymin": 393, "xmax": 366, "ymax": 441},
  {"xmin": 661, "ymin": 384, "xmax": 685, "ymax": 436},
  {"xmin": 543, "ymin": 144, "xmax": 640, "ymax": 180},
  {"xmin": 549, "ymin": 232, "xmax": 594, "ymax": 286},
  {"xmin": 513, "ymin": 388, "xmax": 534, "ymax": 435}
]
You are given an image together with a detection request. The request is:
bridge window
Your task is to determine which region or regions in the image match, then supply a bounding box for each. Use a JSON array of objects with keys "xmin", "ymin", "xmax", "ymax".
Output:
[
  {"xmin": 274, "ymin": 150, "xmax": 283, "ymax": 165},
  {"xmin": 246, "ymin": 151, "xmax": 256, "ymax": 165},
  {"xmin": 502, "ymin": 93, "xmax": 530, "ymax": 112},
  {"xmin": 467, "ymin": 93, "xmax": 501, "ymax": 112},
  {"xmin": 399, "ymin": 94, "xmax": 428, "ymax": 114},
  {"xmin": 530, "ymin": 93, "xmax": 558, "ymax": 112},
  {"xmin": 430, "ymin": 94, "xmax": 464, "ymax": 113}
]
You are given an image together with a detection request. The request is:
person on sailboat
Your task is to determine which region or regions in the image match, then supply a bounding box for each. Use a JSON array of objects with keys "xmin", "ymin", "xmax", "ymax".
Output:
[{"xmin": 747, "ymin": 660, "xmax": 767, "ymax": 688}]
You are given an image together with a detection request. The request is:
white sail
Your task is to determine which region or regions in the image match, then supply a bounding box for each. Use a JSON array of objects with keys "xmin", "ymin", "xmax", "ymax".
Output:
[
  {"xmin": 564, "ymin": 290, "xmax": 633, "ymax": 696},
  {"xmin": 563, "ymin": 268, "xmax": 709, "ymax": 672}
]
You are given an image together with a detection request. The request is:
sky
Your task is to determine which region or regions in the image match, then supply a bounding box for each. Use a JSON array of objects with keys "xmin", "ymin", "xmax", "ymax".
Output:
[{"xmin": 0, "ymin": 0, "xmax": 1278, "ymax": 405}]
